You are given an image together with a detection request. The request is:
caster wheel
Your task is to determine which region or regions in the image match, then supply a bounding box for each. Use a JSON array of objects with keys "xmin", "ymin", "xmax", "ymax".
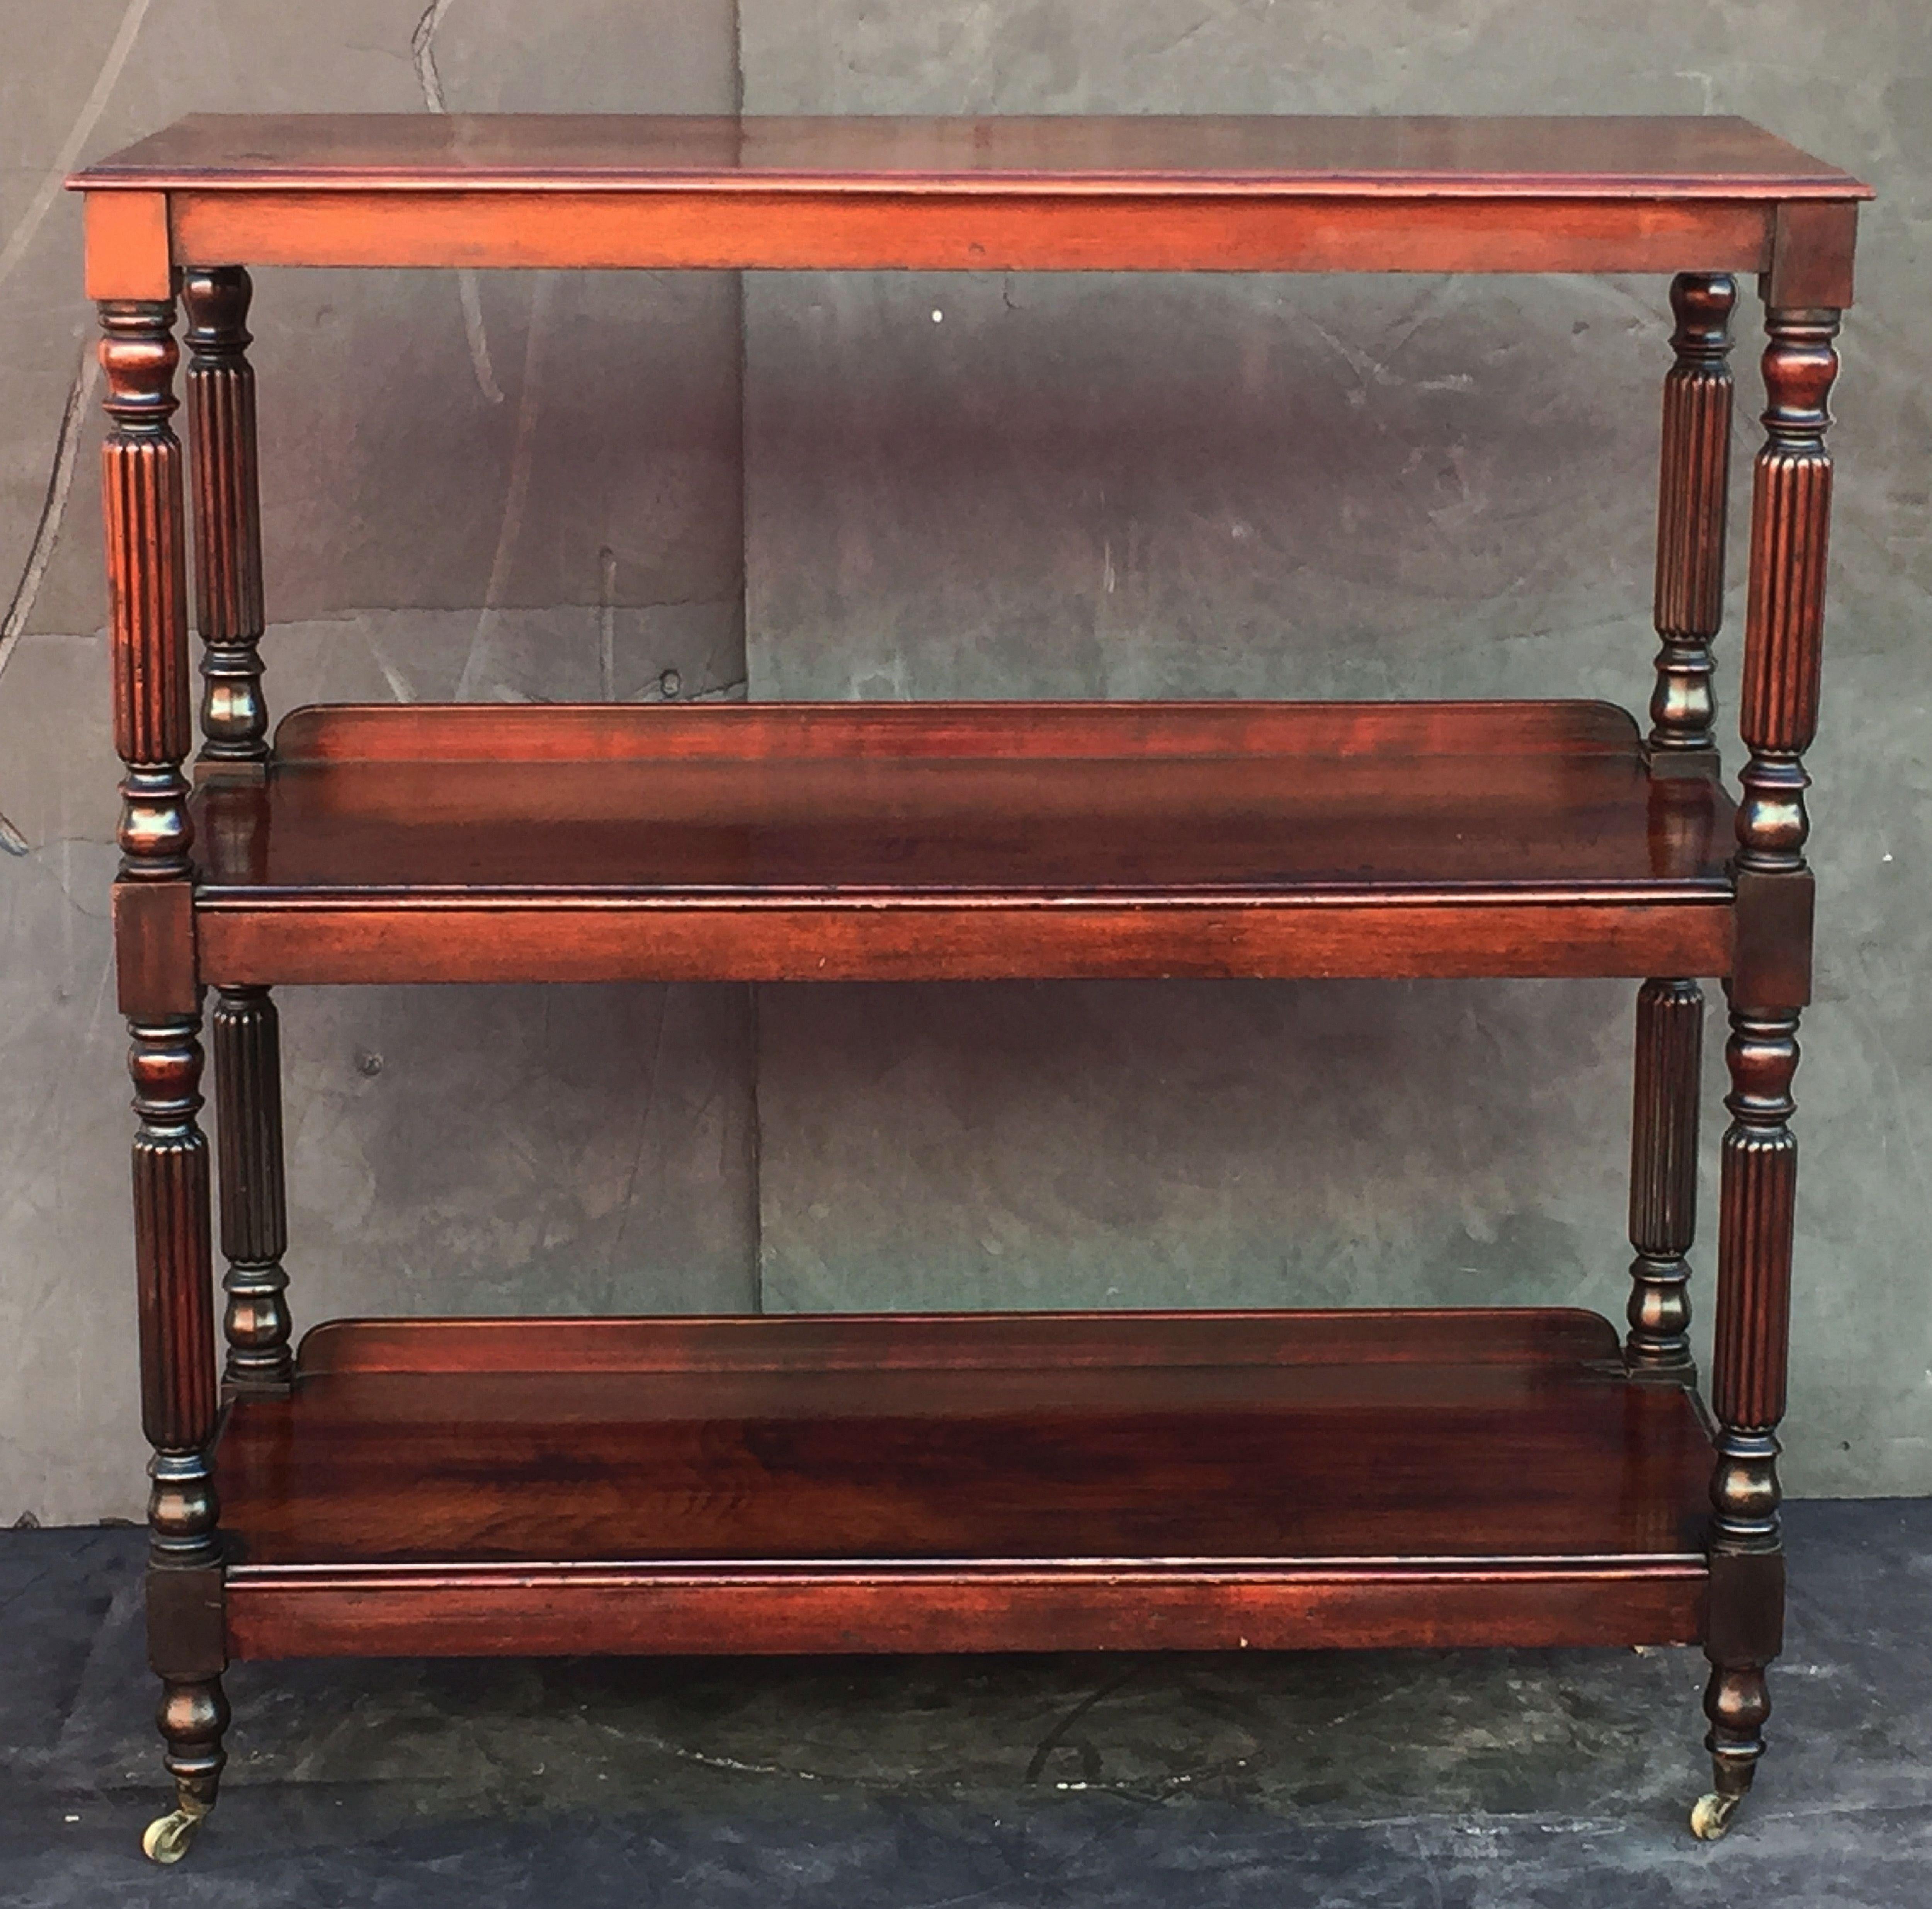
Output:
[
  {"xmin": 1690, "ymin": 1790, "xmax": 1742, "ymax": 1842},
  {"xmin": 142, "ymin": 1807, "xmax": 205, "ymax": 1865}
]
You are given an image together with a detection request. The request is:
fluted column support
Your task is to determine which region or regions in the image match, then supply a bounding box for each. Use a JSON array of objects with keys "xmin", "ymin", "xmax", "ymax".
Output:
[
  {"xmin": 102, "ymin": 287, "xmax": 230, "ymax": 1863},
  {"xmin": 131, "ymin": 1016, "xmax": 219, "ymax": 1544},
  {"xmin": 129, "ymin": 1013, "xmax": 228, "ymax": 1846},
  {"xmin": 1735, "ymin": 308, "xmax": 1839, "ymax": 873},
  {"xmin": 1650, "ymin": 273, "xmax": 1735, "ymax": 763},
  {"xmin": 1697, "ymin": 301, "xmax": 1841, "ymax": 1839},
  {"xmin": 213, "ymin": 985, "xmax": 292, "ymax": 1391},
  {"xmin": 184, "ymin": 267, "xmax": 269, "ymax": 772},
  {"xmin": 1625, "ymin": 978, "xmax": 1703, "ymax": 1376},
  {"xmin": 100, "ymin": 295, "xmax": 192, "ymax": 877}
]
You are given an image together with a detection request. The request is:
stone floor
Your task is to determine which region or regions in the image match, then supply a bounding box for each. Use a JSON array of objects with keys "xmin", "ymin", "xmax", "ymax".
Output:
[{"xmin": 2, "ymin": 1501, "xmax": 1928, "ymax": 1906}]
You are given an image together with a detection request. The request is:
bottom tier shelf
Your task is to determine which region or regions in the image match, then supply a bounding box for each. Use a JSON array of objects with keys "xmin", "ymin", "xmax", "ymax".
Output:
[{"xmin": 215, "ymin": 1308, "xmax": 1714, "ymax": 1659}]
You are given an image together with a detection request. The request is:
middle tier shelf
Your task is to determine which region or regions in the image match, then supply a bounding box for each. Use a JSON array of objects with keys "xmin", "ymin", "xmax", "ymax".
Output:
[{"xmin": 192, "ymin": 698, "xmax": 1734, "ymax": 985}]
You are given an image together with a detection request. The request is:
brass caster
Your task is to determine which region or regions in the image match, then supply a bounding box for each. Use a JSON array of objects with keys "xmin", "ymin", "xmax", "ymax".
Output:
[
  {"xmin": 1690, "ymin": 1790, "xmax": 1743, "ymax": 1842},
  {"xmin": 142, "ymin": 1804, "xmax": 207, "ymax": 1865}
]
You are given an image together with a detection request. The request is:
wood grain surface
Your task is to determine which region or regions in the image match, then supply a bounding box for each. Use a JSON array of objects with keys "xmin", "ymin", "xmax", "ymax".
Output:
[
  {"xmin": 214, "ymin": 1307, "xmax": 1706, "ymax": 1566},
  {"xmin": 190, "ymin": 699, "xmax": 1734, "ymax": 985},
  {"xmin": 71, "ymin": 115, "xmax": 1868, "ymax": 281},
  {"xmin": 74, "ymin": 114, "xmax": 1869, "ymax": 199}
]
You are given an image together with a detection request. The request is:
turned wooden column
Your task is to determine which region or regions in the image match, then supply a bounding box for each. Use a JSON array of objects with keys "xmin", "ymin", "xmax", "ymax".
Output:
[
  {"xmin": 1627, "ymin": 275, "xmax": 1732, "ymax": 1383},
  {"xmin": 1649, "ymin": 272, "xmax": 1735, "ymax": 764},
  {"xmin": 1625, "ymin": 978, "xmax": 1703, "ymax": 1376},
  {"xmin": 184, "ymin": 267, "xmax": 268, "ymax": 772},
  {"xmin": 101, "ymin": 289, "xmax": 229, "ymax": 1854},
  {"xmin": 183, "ymin": 267, "xmax": 291, "ymax": 1394},
  {"xmin": 131, "ymin": 1013, "xmax": 229, "ymax": 1841},
  {"xmin": 212, "ymin": 986, "xmax": 291, "ymax": 1390},
  {"xmin": 103, "ymin": 299, "xmax": 194, "ymax": 881},
  {"xmin": 1701, "ymin": 302, "xmax": 1841, "ymax": 1831},
  {"xmin": 130, "ymin": 1016, "xmax": 217, "ymax": 1563}
]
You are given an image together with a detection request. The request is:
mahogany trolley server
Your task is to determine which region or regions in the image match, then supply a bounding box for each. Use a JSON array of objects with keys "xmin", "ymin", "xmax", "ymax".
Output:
[{"xmin": 67, "ymin": 114, "xmax": 1870, "ymax": 1863}]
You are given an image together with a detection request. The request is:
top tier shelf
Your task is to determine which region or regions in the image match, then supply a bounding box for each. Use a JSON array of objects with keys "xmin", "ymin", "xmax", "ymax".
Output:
[{"xmin": 71, "ymin": 114, "xmax": 1871, "ymax": 291}]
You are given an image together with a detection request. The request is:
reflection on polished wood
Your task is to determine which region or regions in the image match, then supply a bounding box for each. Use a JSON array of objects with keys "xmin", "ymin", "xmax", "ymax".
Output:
[
  {"xmin": 217, "ymin": 1308, "xmax": 1712, "ymax": 1659},
  {"xmin": 71, "ymin": 108, "xmax": 1867, "ymax": 1851},
  {"xmin": 190, "ymin": 699, "xmax": 1733, "ymax": 985},
  {"xmin": 70, "ymin": 116, "xmax": 1870, "ymax": 282},
  {"xmin": 77, "ymin": 113, "xmax": 1866, "ymax": 198}
]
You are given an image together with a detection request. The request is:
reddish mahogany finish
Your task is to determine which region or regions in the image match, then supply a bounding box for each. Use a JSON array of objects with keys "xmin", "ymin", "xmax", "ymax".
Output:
[
  {"xmin": 183, "ymin": 267, "xmax": 268, "ymax": 775},
  {"xmin": 225, "ymin": 1565, "xmax": 1708, "ymax": 1664},
  {"xmin": 1650, "ymin": 274, "xmax": 1736, "ymax": 761},
  {"xmin": 1696, "ymin": 304, "xmax": 1842, "ymax": 1821},
  {"xmin": 216, "ymin": 1310, "xmax": 1712, "ymax": 1659},
  {"xmin": 297, "ymin": 1305, "xmax": 1616, "ymax": 1374},
  {"xmin": 73, "ymin": 113, "xmax": 1867, "ymax": 1854},
  {"xmin": 70, "ymin": 114, "xmax": 1870, "ymax": 288},
  {"xmin": 77, "ymin": 113, "xmax": 1863, "ymax": 197},
  {"xmin": 190, "ymin": 699, "xmax": 1734, "ymax": 985},
  {"xmin": 211, "ymin": 986, "xmax": 291, "ymax": 1393},
  {"xmin": 99, "ymin": 284, "xmax": 230, "ymax": 1844},
  {"xmin": 1626, "ymin": 978, "xmax": 1705, "ymax": 1376},
  {"xmin": 100, "ymin": 301, "xmax": 192, "ymax": 881}
]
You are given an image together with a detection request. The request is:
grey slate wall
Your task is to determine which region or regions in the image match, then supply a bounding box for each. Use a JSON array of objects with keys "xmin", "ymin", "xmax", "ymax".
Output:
[
  {"xmin": 738, "ymin": 2, "xmax": 1930, "ymax": 1494},
  {"xmin": 0, "ymin": 1, "xmax": 756, "ymax": 1524},
  {"xmin": 1, "ymin": 2, "xmax": 1926, "ymax": 1520}
]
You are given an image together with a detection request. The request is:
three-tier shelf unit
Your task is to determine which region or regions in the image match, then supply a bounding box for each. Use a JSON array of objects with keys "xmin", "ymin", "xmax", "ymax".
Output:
[{"xmin": 69, "ymin": 113, "xmax": 1869, "ymax": 1863}]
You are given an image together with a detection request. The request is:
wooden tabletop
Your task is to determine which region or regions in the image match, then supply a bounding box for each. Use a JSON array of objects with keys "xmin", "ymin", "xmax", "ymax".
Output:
[
  {"xmin": 73, "ymin": 114, "xmax": 1869, "ymax": 301},
  {"xmin": 73, "ymin": 113, "xmax": 1870, "ymax": 200}
]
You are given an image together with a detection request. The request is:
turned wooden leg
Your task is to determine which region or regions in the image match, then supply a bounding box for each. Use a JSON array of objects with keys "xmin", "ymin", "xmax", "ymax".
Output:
[
  {"xmin": 102, "ymin": 290, "xmax": 229, "ymax": 1864},
  {"xmin": 131, "ymin": 1014, "xmax": 228, "ymax": 1865},
  {"xmin": 1649, "ymin": 272, "xmax": 1734, "ymax": 769},
  {"xmin": 213, "ymin": 986, "xmax": 291, "ymax": 1391},
  {"xmin": 1699, "ymin": 1003, "xmax": 1798, "ymax": 1840},
  {"xmin": 1694, "ymin": 300, "xmax": 1840, "ymax": 1843},
  {"xmin": 132, "ymin": 1016, "xmax": 220, "ymax": 1565},
  {"xmin": 1626, "ymin": 978, "xmax": 1702, "ymax": 1377},
  {"xmin": 145, "ymin": 1673, "xmax": 230, "ymax": 1863}
]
